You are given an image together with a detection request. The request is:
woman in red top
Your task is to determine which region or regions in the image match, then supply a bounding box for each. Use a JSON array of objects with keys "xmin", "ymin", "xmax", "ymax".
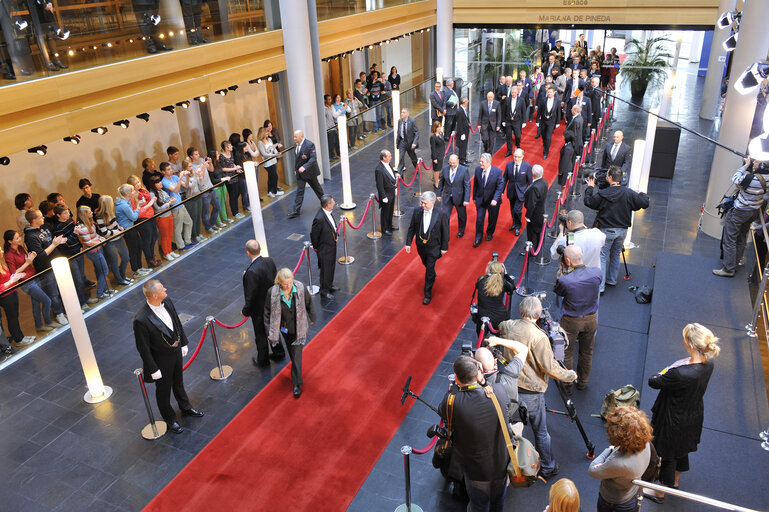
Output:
[
  {"xmin": 3, "ymin": 230, "xmax": 58, "ymax": 333},
  {"xmin": 0, "ymin": 235, "xmax": 32, "ymax": 353},
  {"xmin": 127, "ymin": 175, "xmax": 160, "ymax": 268}
]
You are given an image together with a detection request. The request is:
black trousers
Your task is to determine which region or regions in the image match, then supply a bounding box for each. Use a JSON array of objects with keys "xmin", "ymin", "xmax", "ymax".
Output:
[
  {"xmin": 505, "ymin": 122, "xmax": 522, "ymax": 154},
  {"xmin": 264, "ymin": 164, "xmax": 279, "ymax": 194},
  {"xmin": 397, "ymin": 142, "xmax": 419, "ymax": 175},
  {"xmin": 380, "ymin": 197, "xmax": 394, "ymax": 232},
  {"xmin": 327, "ymin": 130, "xmax": 339, "ymax": 158},
  {"xmin": 181, "ymin": 2, "xmax": 202, "ymax": 38},
  {"xmin": 154, "ymin": 350, "xmax": 191, "ymax": 423},
  {"xmin": 542, "ymin": 124, "xmax": 555, "ymax": 156},
  {"xmin": 475, "ymin": 202, "xmax": 500, "ymax": 240},
  {"xmin": 123, "ymin": 228, "xmax": 143, "ymax": 271},
  {"xmin": 226, "ymin": 178, "xmax": 242, "ymax": 215},
  {"xmin": 457, "ymin": 133, "xmax": 469, "ymax": 164},
  {"xmin": 509, "ymin": 196, "xmax": 524, "ymax": 229},
  {"xmin": 442, "ymin": 196, "xmax": 467, "ymax": 234},
  {"xmin": 0, "ymin": 292, "xmax": 23, "ymax": 342},
  {"xmin": 318, "ymin": 246, "xmax": 336, "ymax": 294},
  {"xmin": 132, "ymin": 1, "xmax": 160, "ymax": 38},
  {"xmin": 444, "ymin": 114, "xmax": 457, "ymax": 140},
  {"xmin": 251, "ymin": 316, "xmax": 283, "ymax": 365},
  {"xmin": 292, "ymin": 174, "xmax": 324, "ymax": 214},
  {"xmin": 481, "ymin": 126, "xmax": 495, "ymax": 154},
  {"xmin": 417, "ymin": 249, "xmax": 438, "ymax": 298},
  {"xmin": 281, "ymin": 332, "xmax": 303, "ymax": 387},
  {"xmin": 527, "ymin": 221, "xmax": 543, "ymax": 249},
  {"xmin": 137, "ymin": 219, "xmax": 157, "ymax": 265}
]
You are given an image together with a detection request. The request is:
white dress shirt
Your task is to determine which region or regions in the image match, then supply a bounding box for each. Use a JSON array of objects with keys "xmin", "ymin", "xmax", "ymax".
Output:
[
  {"xmin": 422, "ymin": 208, "xmax": 432, "ymax": 233},
  {"xmin": 323, "ymin": 208, "xmax": 336, "ymax": 231},
  {"xmin": 148, "ymin": 302, "xmax": 173, "ymax": 331}
]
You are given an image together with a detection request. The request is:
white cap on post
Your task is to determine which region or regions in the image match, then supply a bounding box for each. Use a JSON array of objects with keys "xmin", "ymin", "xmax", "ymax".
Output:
[
  {"xmin": 243, "ymin": 161, "xmax": 269, "ymax": 256},
  {"xmin": 392, "ymin": 90, "xmax": 401, "ymax": 170},
  {"xmin": 51, "ymin": 257, "xmax": 112, "ymax": 403},
  {"xmin": 337, "ymin": 114, "xmax": 356, "ymax": 209}
]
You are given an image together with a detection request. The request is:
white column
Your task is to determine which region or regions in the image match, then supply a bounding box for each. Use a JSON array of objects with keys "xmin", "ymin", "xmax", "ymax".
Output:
[
  {"xmin": 699, "ymin": 0, "xmax": 738, "ymax": 119},
  {"xmin": 701, "ymin": 0, "xmax": 769, "ymax": 237},
  {"xmin": 392, "ymin": 90, "xmax": 401, "ymax": 170},
  {"xmin": 337, "ymin": 115, "xmax": 356, "ymax": 209},
  {"xmin": 436, "ymin": 0, "xmax": 453, "ymax": 76},
  {"xmin": 624, "ymin": 140, "xmax": 647, "ymax": 249},
  {"xmin": 640, "ymin": 108, "xmax": 659, "ymax": 191},
  {"xmin": 243, "ymin": 161, "xmax": 269, "ymax": 256}
]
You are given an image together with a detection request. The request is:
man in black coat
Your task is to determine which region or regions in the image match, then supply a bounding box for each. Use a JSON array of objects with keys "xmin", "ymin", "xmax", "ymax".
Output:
[
  {"xmin": 566, "ymin": 92, "xmax": 592, "ymax": 143},
  {"xmin": 600, "ymin": 130, "xmax": 633, "ymax": 184},
  {"xmin": 586, "ymin": 76, "xmax": 603, "ymax": 131},
  {"xmin": 442, "ymin": 79, "xmax": 460, "ymax": 142},
  {"xmin": 375, "ymin": 150, "xmax": 398, "ymax": 235},
  {"xmin": 473, "ymin": 153, "xmax": 505, "ymax": 247},
  {"xmin": 242, "ymin": 239, "xmax": 281, "ymax": 367},
  {"xmin": 405, "ymin": 191, "xmax": 449, "ymax": 305},
  {"xmin": 503, "ymin": 148, "xmax": 532, "ymax": 236},
  {"xmin": 502, "ymin": 87, "xmax": 527, "ymax": 157},
  {"xmin": 523, "ymin": 165, "xmax": 549, "ymax": 253},
  {"xmin": 564, "ymin": 104, "xmax": 584, "ymax": 156},
  {"xmin": 430, "ymin": 81, "xmax": 446, "ymax": 125},
  {"xmin": 134, "ymin": 280, "xmax": 203, "ymax": 434},
  {"xmin": 396, "ymin": 108, "xmax": 420, "ymax": 178},
  {"xmin": 310, "ymin": 194, "xmax": 338, "ymax": 300},
  {"xmin": 455, "ymin": 97, "xmax": 471, "ymax": 165},
  {"xmin": 495, "ymin": 75, "xmax": 507, "ymax": 103},
  {"xmin": 558, "ymin": 134, "xmax": 577, "ymax": 187},
  {"xmin": 537, "ymin": 85, "xmax": 561, "ymax": 159},
  {"xmin": 477, "ymin": 90, "xmax": 501, "ymax": 155},
  {"xmin": 437, "ymin": 154, "xmax": 471, "ymax": 238},
  {"xmin": 288, "ymin": 130, "xmax": 325, "ymax": 219}
]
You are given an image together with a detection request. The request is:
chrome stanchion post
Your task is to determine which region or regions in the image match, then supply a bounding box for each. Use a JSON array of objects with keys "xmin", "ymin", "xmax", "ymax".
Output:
[
  {"xmin": 571, "ymin": 162, "xmax": 583, "ymax": 199},
  {"xmin": 516, "ymin": 241, "xmax": 533, "ymax": 296},
  {"xmin": 534, "ymin": 215, "xmax": 551, "ymax": 266},
  {"xmin": 584, "ymin": 130, "xmax": 596, "ymax": 169},
  {"xmin": 760, "ymin": 423, "xmax": 769, "ymax": 451},
  {"xmin": 207, "ymin": 316, "xmax": 233, "ymax": 380},
  {"xmin": 303, "ymin": 241, "xmax": 320, "ymax": 295},
  {"xmin": 745, "ymin": 263, "xmax": 769, "ymax": 338},
  {"xmin": 548, "ymin": 192, "xmax": 562, "ymax": 239},
  {"xmin": 394, "ymin": 174, "xmax": 403, "ymax": 217},
  {"xmin": 134, "ymin": 368, "xmax": 167, "ymax": 440},
  {"xmin": 414, "ymin": 159, "xmax": 423, "ymax": 197},
  {"xmin": 367, "ymin": 194, "xmax": 382, "ymax": 240},
  {"xmin": 338, "ymin": 220, "xmax": 354, "ymax": 265},
  {"xmin": 394, "ymin": 445, "xmax": 424, "ymax": 512}
]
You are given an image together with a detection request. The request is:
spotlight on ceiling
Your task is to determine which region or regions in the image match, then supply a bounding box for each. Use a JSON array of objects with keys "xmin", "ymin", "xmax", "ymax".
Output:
[
  {"xmin": 91, "ymin": 126, "xmax": 108, "ymax": 135},
  {"xmin": 63, "ymin": 135, "xmax": 81, "ymax": 144},
  {"xmin": 0, "ymin": 157, "xmax": 10, "ymax": 166},
  {"xmin": 28, "ymin": 145, "xmax": 48, "ymax": 156},
  {"xmin": 248, "ymin": 78, "xmax": 259, "ymax": 84},
  {"xmin": 723, "ymin": 33, "xmax": 738, "ymax": 52},
  {"xmin": 56, "ymin": 28, "xmax": 70, "ymax": 40},
  {"xmin": 717, "ymin": 11, "xmax": 735, "ymax": 29},
  {"xmin": 196, "ymin": 96, "xmax": 207, "ymax": 102},
  {"xmin": 735, "ymin": 62, "xmax": 769, "ymax": 95},
  {"xmin": 228, "ymin": 85, "xmax": 238, "ymax": 91},
  {"xmin": 216, "ymin": 89, "xmax": 227, "ymax": 96},
  {"xmin": 161, "ymin": 105, "xmax": 175, "ymax": 113},
  {"xmin": 136, "ymin": 113, "xmax": 150, "ymax": 122},
  {"xmin": 175, "ymin": 100, "xmax": 190, "ymax": 109},
  {"xmin": 113, "ymin": 119, "xmax": 130, "ymax": 129},
  {"xmin": 748, "ymin": 133, "xmax": 769, "ymax": 161}
]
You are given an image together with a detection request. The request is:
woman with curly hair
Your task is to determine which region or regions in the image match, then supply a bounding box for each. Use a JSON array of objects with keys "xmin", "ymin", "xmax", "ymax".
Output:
[{"xmin": 589, "ymin": 406, "xmax": 653, "ymax": 511}]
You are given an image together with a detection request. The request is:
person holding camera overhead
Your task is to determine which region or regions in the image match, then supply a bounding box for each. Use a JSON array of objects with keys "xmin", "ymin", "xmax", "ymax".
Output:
[
  {"xmin": 550, "ymin": 209, "xmax": 606, "ymax": 269},
  {"xmin": 472, "ymin": 259, "xmax": 515, "ymax": 336}
]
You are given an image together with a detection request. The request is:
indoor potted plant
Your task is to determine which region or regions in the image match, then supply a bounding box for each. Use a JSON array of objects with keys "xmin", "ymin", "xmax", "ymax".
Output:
[{"xmin": 620, "ymin": 36, "xmax": 672, "ymax": 100}]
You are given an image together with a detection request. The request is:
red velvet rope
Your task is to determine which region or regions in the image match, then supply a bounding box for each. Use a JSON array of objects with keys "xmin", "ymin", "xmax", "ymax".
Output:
[
  {"xmin": 213, "ymin": 317, "xmax": 249, "ymax": 329},
  {"xmin": 530, "ymin": 222, "xmax": 548, "ymax": 257},
  {"xmin": 399, "ymin": 164, "xmax": 420, "ymax": 187},
  {"xmin": 515, "ymin": 249, "xmax": 530, "ymax": 289},
  {"xmin": 292, "ymin": 248, "xmax": 305, "ymax": 275},
  {"xmin": 421, "ymin": 159, "xmax": 433, "ymax": 171},
  {"xmin": 446, "ymin": 134, "xmax": 455, "ymax": 155},
  {"xmin": 486, "ymin": 322, "xmax": 500, "ymax": 334},
  {"xmin": 547, "ymin": 199, "xmax": 560, "ymax": 228},
  {"xmin": 412, "ymin": 419, "xmax": 445, "ymax": 454},
  {"xmin": 476, "ymin": 324, "xmax": 486, "ymax": 349},
  {"xmin": 470, "ymin": 124, "xmax": 480, "ymax": 134},
  {"xmin": 344, "ymin": 197, "xmax": 374, "ymax": 230},
  {"xmin": 182, "ymin": 324, "xmax": 208, "ymax": 371}
]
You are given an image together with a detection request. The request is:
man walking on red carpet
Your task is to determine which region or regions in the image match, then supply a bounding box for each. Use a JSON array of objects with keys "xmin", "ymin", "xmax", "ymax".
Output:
[
  {"xmin": 473, "ymin": 153, "xmax": 505, "ymax": 248},
  {"xmin": 405, "ymin": 191, "xmax": 448, "ymax": 305}
]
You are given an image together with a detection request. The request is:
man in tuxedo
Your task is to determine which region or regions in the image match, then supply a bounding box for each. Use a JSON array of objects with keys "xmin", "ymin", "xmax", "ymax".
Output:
[
  {"xmin": 437, "ymin": 154, "xmax": 471, "ymax": 237},
  {"xmin": 455, "ymin": 97, "xmax": 471, "ymax": 165},
  {"xmin": 473, "ymin": 153, "xmax": 505, "ymax": 247},
  {"xmin": 288, "ymin": 130, "xmax": 324, "ymax": 219},
  {"xmin": 242, "ymin": 239, "xmax": 281, "ymax": 367},
  {"xmin": 478, "ymin": 90, "xmax": 501, "ymax": 154},
  {"xmin": 537, "ymin": 85, "xmax": 561, "ymax": 158},
  {"xmin": 502, "ymin": 87, "xmax": 527, "ymax": 156},
  {"xmin": 404, "ymin": 191, "xmax": 449, "ymax": 305},
  {"xmin": 134, "ymin": 280, "xmax": 203, "ymax": 434},
  {"xmin": 601, "ymin": 130, "xmax": 633, "ymax": 184},
  {"xmin": 443, "ymin": 79, "xmax": 460, "ymax": 141},
  {"xmin": 504, "ymin": 148, "xmax": 533, "ymax": 236},
  {"xmin": 310, "ymin": 194, "xmax": 338, "ymax": 300},
  {"xmin": 495, "ymin": 75, "xmax": 507, "ymax": 102},
  {"xmin": 430, "ymin": 81, "xmax": 445, "ymax": 125},
  {"xmin": 375, "ymin": 149, "xmax": 398, "ymax": 235},
  {"xmin": 396, "ymin": 108, "xmax": 419, "ymax": 178},
  {"xmin": 566, "ymin": 92, "xmax": 593, "ymax": 143},
  {"xmin": 565, "ymin": 104, "xmax": 585, "ymax": 155},
  {"xmin": 523, "ymin": 165, "xmax": 549, "ymax": 253},
  {"xmin": 518, "ymin": 70, "xmax": 534, "ymax": 121},
  {"xmin": 586, "ymin": 76, "xmax": 603, "ymax": 131}
]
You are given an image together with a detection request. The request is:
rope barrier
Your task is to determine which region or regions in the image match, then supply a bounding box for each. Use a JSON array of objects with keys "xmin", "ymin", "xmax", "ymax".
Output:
[
  {"xmin": 476, "ymin": 323, "xmax": 486, "ymax": 349},
  {"xmin": 182, "ymin": 324, "xmax": 209, "ymax": 371},
  {"xmin": 399, "ymin": 164, "xmax": 420, "ymax": 187},
  {"xmin": 212, "ymin": 317, "xmax": 249, "ymax": 329},
  {"xmin": 421, "ymin": 159, "xmax": 433, "ymax": 171},
  {"xmin": 292, "ymin": 247, "xmax": 306, "ymax": 275},
  {"xmin": 444, "ymin": 134, "xmax": 455, "ymax": 155},
  {"xmin": 344, "ymin": 197, "xmax": 374, "ymax": 230},
  {"xmin": 515, "ymin": 252, "xmax": 529, "ymax": 289},
  {"xmin": 530, "ymin": 222, "xmax": 548, "ymax": 257},
  {"xmin": 547, "ymin": 199, "xmax": 560, "ymax": 228},
  {"xmin": 486, "ymin": 322, "xmax": 500, "ymax": 334},
  {"xmin": 412, "ymin": 420, "xmax": 445, "ymax": 454},
  {"xmin": 470, "ymin": 124, "xmax": 480, "ymax": 134}
]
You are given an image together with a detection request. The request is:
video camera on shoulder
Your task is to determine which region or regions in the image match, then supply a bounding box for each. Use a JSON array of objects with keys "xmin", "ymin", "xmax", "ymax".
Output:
[
  {"xmin": 584, "ymin": 168, "xmax": 609, "ymax": 189},
  {"xmin": 533, "ymin": 292, "xmax": 567, "ymax": 361}
]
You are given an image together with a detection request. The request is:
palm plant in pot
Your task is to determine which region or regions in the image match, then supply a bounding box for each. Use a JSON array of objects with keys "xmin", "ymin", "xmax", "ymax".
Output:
[{"xmin": 620, "ymin": 36, "xmax": 672, "ymax": 100}]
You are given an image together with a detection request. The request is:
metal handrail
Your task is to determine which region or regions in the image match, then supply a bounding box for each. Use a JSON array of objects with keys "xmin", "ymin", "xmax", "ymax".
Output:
[{"xmin": 633, "ymin": 480, "xmax": 762, "ymax": 512}]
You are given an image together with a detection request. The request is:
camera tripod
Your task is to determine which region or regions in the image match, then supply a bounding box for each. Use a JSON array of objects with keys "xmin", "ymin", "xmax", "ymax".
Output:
[{"xmin": 545, "ymin": 362, "xmax": 596, "ymax": 459}]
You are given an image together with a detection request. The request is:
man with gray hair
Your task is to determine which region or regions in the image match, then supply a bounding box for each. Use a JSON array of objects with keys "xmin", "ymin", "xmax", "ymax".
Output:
[
  {"xmin": 500, "ymin": 296, "xmax": 576, "ymax": 481},
  {"xmin": 523, "ymin": 164, "xmax": 548, "ymax": 254},
  {"xmin": 242, "ymin": 239, "xmax": 281, "ymax": 367},
  {"xmin": 404, "ymin": 190, "xmax": 449, "ymax": 305},
  {"xmin": 473, "ymin": 153, "xmax": 504, "ymax": 248},
  {"xmin": 550, "ymin": 209, "xmax": 606, "ymax": 269}
]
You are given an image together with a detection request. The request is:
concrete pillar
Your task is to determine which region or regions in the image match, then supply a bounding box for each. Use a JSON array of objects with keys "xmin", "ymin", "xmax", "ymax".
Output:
[
  {"xmin": 701, "ymin": 0, "xmax": 769, "ymax": 238},
  {"xmin": 699, "ymin": 0, "xmax": 737, "ymax": 119},
  {"xmin": 306, "ymin": 0, "xmax": 330, "ymax": 180},
  {"xmin": 279, "ymin": 0, "xmax": 326, "ymax": 183},
  {"xmin": 436, "ymin": 0, "xmax": 453, "ymax": 76}
]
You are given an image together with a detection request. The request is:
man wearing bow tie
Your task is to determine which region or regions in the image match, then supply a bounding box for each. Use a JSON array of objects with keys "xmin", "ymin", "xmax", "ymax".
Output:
[
  {"xmin": 437, "ymin": 154, "xmax": 471, "ymax": 238},
  {"xmin": 502, "ymin": 87, "xmax": 527, "ymax": 157},
  {"xmin": 478, "ymin": 91, "xmax": 501, "ymax": 154},
  {"xmin": 311, "ymin": 194, "xmax": 339, "ymax": 300},
  {"xmin": 504, "ymin": 149, "xmax": 533, "ymax": 236},
  {"xmin": 537, "ymin": 85, "xmax": 561, "ymax": 159},
  {"xmin": 405, "ymin": 191, "xmax": 449, "ymax": 305},
  {"xmin": 375, "ymin": 150, "xmax": 398, "ymax": 235},
  {"xmin": 242, "ymin": 239, "xmax": 281, "ymax": 367},
  {"xmin": 134, "ymin": 280, "xmax": 204, "ymax": 435},
  {"xmin": 473, "ymin": 153, "xmax": 505, "ymax": 247}
]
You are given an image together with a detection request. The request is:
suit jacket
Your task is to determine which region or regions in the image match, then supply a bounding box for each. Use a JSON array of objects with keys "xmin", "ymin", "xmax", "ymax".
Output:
[
  {"xmin": 545, "ymin": 61, "xmax": 561, "ymax": 78},
  {"xmin": 442, "ymin": 86, "xmax": 459, "ymax": 115},
  {"xmin": 242, "ymin": 256, "xmax": 278, "ymax": 318},
  {"xmin": 375, "ymin": 161, "xmax": 397, "ymax": 204},
  {"xmin": 406, "ymin": 206, "xmax": 449, "ymax": 258},
  {"xmin": 537, "ymin": 95, "xmax": 561, "ymax": 128},
  {"xmin": 601, "ymin": 142, "xmax": 632, "ymax": 174},
  {"xmin": 473, "ymin": 165, "xmax": 505, "ymax": 206},
  {"xmin": 134, "ymin": 299, "xmax": 189, "ymax": 382},
  {"xmin": 294, "ymin": 138, "xmax": 320, "ymax": 179},
  {"xmin": 519, "ymin": 78, "xmax": 534, "ymax": 103},
  {"xmin": 587, "ymin": 87, "xmax": 602, "ymax": 125},
  {"xmin": 430, "ymin": 90, "xmax": 446, "ymax": 118},
  {"xmin": 477, "ymin": 100, "xmax": 501, "ymax": 132},
  {"xmin": 495, "ymin": 82, "xmax": 508, "ymax": 102},
  {"xmin": 565, "ymin": 77, "xmax": 585, "ymax": 99},
  {"xmin": 524, "ymin": 178, "xmax": 548, "ymax": 222},
  {"xmin": 311, "ymin": 208, "xmax": 338, "ymax": 256},
  {"xmin": 503, "ymin": 160, "xmax": 533, "ymax": 201},
  {"xmin": 503, "ymin": 95, "xmax": 527, "ymax": 126},
  {"xmin": 396, "ymin": 118, "xmax": 419, "ymax": 148},
  {"xmin": 564, "ymin": 114, "xmax": 584, "ymax": 148},
  {"xmin": 438, "ymin": 164, "xmax": 471, "ymax": 204},
  {"xmin": 456, "ymin": 106, "xmax": 471, "ymax": 139},
  {"xmin": 430, "ymin": 134, "xmax": 446, "ymax": 163}
]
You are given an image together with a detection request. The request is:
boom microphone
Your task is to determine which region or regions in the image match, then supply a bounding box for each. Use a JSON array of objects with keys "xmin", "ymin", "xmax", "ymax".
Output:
[{"xmin": 401, "ymin": 376, "xmax": 412, "ymax": 405}]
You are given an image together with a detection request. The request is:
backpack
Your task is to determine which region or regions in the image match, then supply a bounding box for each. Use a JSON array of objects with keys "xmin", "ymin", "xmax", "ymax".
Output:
[
  {"xmin": 600, "ymin": 384, "xmax": 641, "ymax": 419},
  {"xmin": 641, "ymin": 442, "xmax": 661, "ymax": 483}
]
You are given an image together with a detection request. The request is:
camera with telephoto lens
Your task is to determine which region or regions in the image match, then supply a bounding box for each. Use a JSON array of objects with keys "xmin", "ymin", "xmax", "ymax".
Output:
[
  {"xmin": 427, "ymin": 423, "xmax": 449, "ymax": 440},
  {"xmin": 584, "ymin": 169, "xmax": 609, "ymax": 189},
  {"xmin": 533, "ymin": 292, "xmax": 567, "ymax": 361}
]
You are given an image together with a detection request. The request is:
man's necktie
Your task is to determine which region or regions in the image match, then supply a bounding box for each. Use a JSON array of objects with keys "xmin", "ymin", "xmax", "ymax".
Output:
[
  {"xmin": 483, "ymin": 170, "xmax": 488, "ymax": 186},
  {"xmin": 488, "ymin": 102, "xmax": 492, "ymax": 114},
  {"xmin": 401, "ymin": 121, "xmax": 406, "ymax": 138},
  {"xmin": 612, "ymin": 144, "xmax": 619, "ymax": 160},
  {"xmin": 450, "ymin": 168, "xmax": 456, "ymax": 183},
  {"xmin": 296, "ymin": 143, "xmax": 300, "ymax": 155},
  {"xmin": 515, "ymin": 164, "xmax": 519, "ymax": 176}
]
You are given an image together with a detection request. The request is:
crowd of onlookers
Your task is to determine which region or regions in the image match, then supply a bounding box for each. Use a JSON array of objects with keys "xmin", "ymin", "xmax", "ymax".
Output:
[{"xmin": 0, "ymin": 119, "xmax": 287, "ymax": 358}]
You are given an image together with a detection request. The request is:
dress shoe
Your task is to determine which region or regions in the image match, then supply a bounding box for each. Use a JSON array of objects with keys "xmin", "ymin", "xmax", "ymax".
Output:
[
  {"xmin": 485, "ymin": 234, "xmax": 493, "ymax": 242},
  {"xmin": 46, "ymin": 62, "xmax": 60, "ymax": 71},
  {"xmin": 505, "ymin": 152, "xmax": 512, "ymax": 157},
  {"xmin": 514, "ymin": 228, "xmax": 520, "ymax": 236},
  {"xmin": 383, "ymin": 230, "xmax": 392, "ymax": 236},
  {"xmin": 252, "ymin": 355, "xmax": 270, "ymax": 367},
  {"xmin": 473, "ymin": 239, "xmax": 481, "ymax": 248},
  {"xmin": 287, "ymin": 212, "xmax": 299, "ymax": 219},
  {"xmin": 330, "ymin": 286, "xmax": 340, "ymax": 292},
  {"xmin": 543, "ymin": 153, "xmax": 548, "ymax": 160},
  {"xmin": 53, "ymin": 59, "xmax": 68, "ymax": 69},
  {"xmin": 182, "ymin": 408, "xmax": 204, "ymax": 417},
  {"xmin": 535, "ymin": 134, "xmax": 540, "ymax": 139},
  {"xmin": 575, "ymin": 381, "xmax": 587, "ymax": 391},
  {"xmin": 423, "ymin": 297, "xmax": 431, "ymax": 305},
  {"xmin": 321, "ymin": 292, "xmax": 335, "ymax": 300},
  {"xmin": 457, "ymin": 231, "xmax": 464, "ymax": 238},
  {"xmin": 269, "ymin": 352, "xmax": 286, "ymax": 361},
  {"xmin": 293, "ymin": 385, "xmax": 302, "ymax": 398},
  {"xmin": 156, "ymin": 41, "xmax": 173, "ymax": 51},
  {"xmin": 145, "ymin": 40, "xmax": 158, "ymax": 54},
  {"xmin": 199, "ymin": 37, "xmax": 211, "ymax": 44},
  {"xmin": 168, "ymin": 421, "xmax": 184, "ymax": 434},
  {"xmin": 188, "ymin": 38, "xmax": 199, "ymax": 45},
  {"xmin": 391, "ymin": 226, "xmax": 399, "ymax": 231}
]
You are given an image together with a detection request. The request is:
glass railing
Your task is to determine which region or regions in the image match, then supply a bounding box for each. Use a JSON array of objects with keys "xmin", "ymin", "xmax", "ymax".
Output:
[{"xmin": 315, "ymin": 0, "xmax": 418, "ymax": 22}]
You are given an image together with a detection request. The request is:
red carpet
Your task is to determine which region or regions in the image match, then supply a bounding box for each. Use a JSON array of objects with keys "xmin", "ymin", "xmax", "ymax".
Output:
[{"xmin": 145, "ymin": 122, "xmax": 565, "ymax": 511}]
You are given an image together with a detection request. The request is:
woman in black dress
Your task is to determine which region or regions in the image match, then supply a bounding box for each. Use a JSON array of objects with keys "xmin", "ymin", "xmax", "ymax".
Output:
[
  {"xmin": 387, "ymin": 66, "xmax": 400, "ymax": 91},
  {"xmin": 644, "ymin": 322, "xmax": 720, "ymax": 503},
  {"xmin": 429, "ymin": 121, "xmax": 445, "ymax": 190},
  {"xmin": 473, "ymin": 260, "xmax": 514, "ymax": 335}
]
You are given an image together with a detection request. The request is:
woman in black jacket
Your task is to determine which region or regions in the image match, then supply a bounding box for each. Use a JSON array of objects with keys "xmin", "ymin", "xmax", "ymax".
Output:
[
  {"xmin": 228, "ymin": 133, "xmax": 251, "ymax": 212},
  {"xmin": 429, "ymin": 121, "xmax": 445, "ymax": 190},
  {"xmin": 643, "ymin": 322, "xmax": 720, "ymax": 503},
  {"xmin": 473, "ymin": 259, "xmax": 514, "ymax": 335}
]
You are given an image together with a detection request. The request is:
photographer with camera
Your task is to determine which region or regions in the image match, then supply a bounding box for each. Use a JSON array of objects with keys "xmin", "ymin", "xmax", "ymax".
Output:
[
  {"xmin": 500, "ymin": 297, "xmax": 577, "ymax": 481},
  {"xmin": 440, "ymin": 354, "xmax": 511, "ymax": 512},
  {"xmin": 482, "ymin": 338, "xmax": 529, "ymax": 430},
  {"xmin": 553, "ymin": 245, "xmax": 602, "ymax": 393},
  {"xmin": 584, "ymin": 166, "xmax": 649, "ymax": 294},
  {"xmin": 550, "ymin": 209, "xmax": 606, "ymax": 269},
  {"xmin": 713, "ymin": 158, "xmax": 769, "ymax": 278},
  {"xmin": 473, "ymin": 259, "xmax": 516, "ymax": 335}
]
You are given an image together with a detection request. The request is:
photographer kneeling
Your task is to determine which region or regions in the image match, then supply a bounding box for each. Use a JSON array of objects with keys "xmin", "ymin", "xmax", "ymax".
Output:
[
  {"xmin": 550, "ymin": 209, "xmax": 606, "ymax": 270},
  {"xmin": 476, "ymin": 340, "xmax": 529, "ymax": 434},
  {"xmin": 473, "ymin": 259, "xmax": 516, "ymax": 335}
]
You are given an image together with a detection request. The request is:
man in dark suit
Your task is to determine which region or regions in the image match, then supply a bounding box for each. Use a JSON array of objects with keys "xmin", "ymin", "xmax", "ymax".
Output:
[
  {"xmin": 443, "ymin": 79, "xmax": 459, "ymax": 141},
  {"xmin": 503, "ymin": 148, "xmax": 532, "ymax": 236},
  {"xmin": 404, "ymin": 191, "xmax": 449, "ymax": 305},
  {"xmin": 566, "ymin": 92, "xmax": 593, "ymax": 143},
  {"xmin": 375, "ymin": 149, "xmax": 398, "ymax": 235},
  {"xmin": 288, "ymin": 130, "xmax": 325, "ymax": 219},
  {"xmin": 600, "ymin": 130, "xmax": 633, "ymax": 184},
  {"xmin": 537, "ymin": 85, "xmax": 561, "ymax": 159},
  {"xmin": 242, "ymin": 240, "xmax": 281, "ymax": 367},
  {"xmin": 430, "ymin": 81, "xmax": 446, "ymax": 125},
  {"xmin": 502, "ymin": 87, "xmax": 527, "ymax": 157},
  {"xmin": 396, "ymin": 108, "xmax": 419, "ymax": 178},
  {"xmin": 564, "ymin": 104, "xmax": 584, "ymax": 155},
  {"xmin": 477, "ymin": 90, "xmax": 501, "ymax": 155},
  {"xmin": 544, "ymin": 53, "xmax": 561, "ymax": 79},
  {"xmin": 518, "ymin": 71, "xmax": 534, "ymax": 121},
  {"xmin": 437, "ymin": 154, "xmax": 471, "ymax": 238},
  {"xmin": 586, "ymin": 76, "xmax": 603, "ymax": 131},
  {"xmin": 473, "ymin": 153, "xmax": 505, "ymax": 247},
  {"xmin": 455, "ymin": 97, "xmax": 471, "ymax": 165},
  {"xmin": 134, "ymin": 280, "xmax": 203, "ymax": 434},
  {"xmin": 523, "ymin": 165, "xmax": 549, "ymax": 253},
  {"xmin": 310, "ymin": 194, "xmax": 338, "ymax": 300}
]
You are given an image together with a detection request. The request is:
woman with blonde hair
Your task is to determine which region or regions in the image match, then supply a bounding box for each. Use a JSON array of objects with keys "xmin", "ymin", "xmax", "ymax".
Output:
[
  {"xmin": 94, "ymin": 195, "xmax": 132, "ymax": 286},
  {"xmin": 74, "ymin": 206, "xmax": 113, "ymax": 299},
  {"xmin": 257, "ymin": 125, "xmax": 282, "ymax": 198},
  {"xmin": 644, "ymin": 322, "xmax": 720, "ymax": 503},
  {"xmin": 473, "ymin": 259, "xmax": 514, "ymax": 335},
  {"xmin": 545, "ymin": 478, "xmax": 580, "ymax": 512}
]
